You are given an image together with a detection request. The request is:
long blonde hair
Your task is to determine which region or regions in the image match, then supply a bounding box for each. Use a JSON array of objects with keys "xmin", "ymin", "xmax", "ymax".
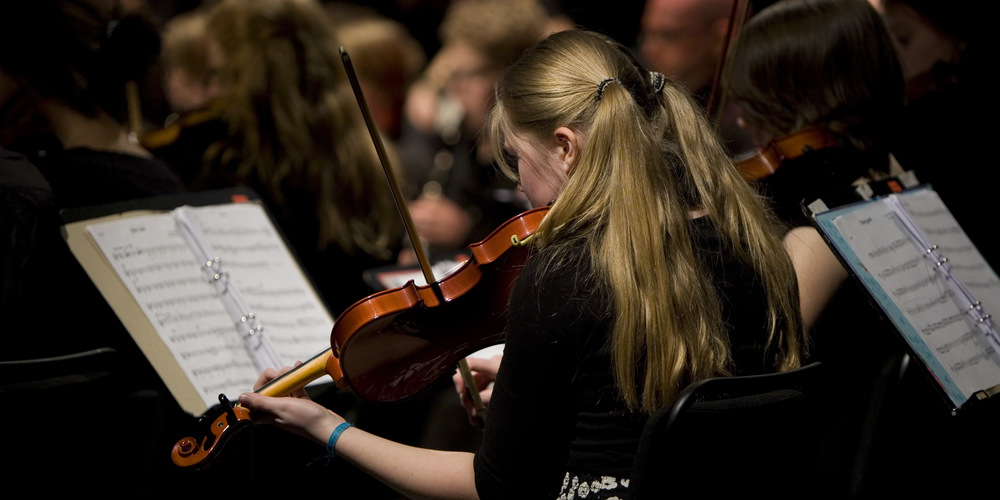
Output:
[
  {"xmin": 204, "ymin": 0, "xmax": 401, "ymax": 259},
  {"xmin": 489, "ymin": 30, "xmax": 805, "ymax": 412}
]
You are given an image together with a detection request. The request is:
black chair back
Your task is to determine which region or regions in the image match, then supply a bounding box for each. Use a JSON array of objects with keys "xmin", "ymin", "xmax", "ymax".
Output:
[{"xmin": 629, "ymin": 361, "xmax": 878, "ymax": 499}]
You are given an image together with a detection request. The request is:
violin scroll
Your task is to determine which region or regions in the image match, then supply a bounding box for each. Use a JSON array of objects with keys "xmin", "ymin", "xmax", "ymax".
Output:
[
  {"xmin": 171, "ymin": 394, "xmax": 252, "ymax": 468},
  {"xmin": 171, "ymin": 349, "xmax": 337, "ymax": 468}
]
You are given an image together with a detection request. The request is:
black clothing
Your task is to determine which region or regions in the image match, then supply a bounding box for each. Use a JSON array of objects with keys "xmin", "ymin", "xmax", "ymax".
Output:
[
  {"xmin": 753, "ymin": 146, "xmax": 898, "ymax": 365},
  {"xmin": 890, "ymin": 63, "xmax": 997, "ymax": 269},
  {"xmin": 755, "ymin": 145, "xmax": 887, "ymax": 231},
  {"xmin": 1, "ymin": 146, "xmax": 59, "ymax": 348},
  {"xmin": 144, "ymin": 113, "xmax": 230, "ymax": 189},
  {"xmin": 1, "ymin": 141, "xmax": 193, "ymax": 494},
  {"xmin": 3, "ymin": 140, "xmax": 184, "ymax": 358},
  {"xmin": 473, "ymin": 217, "xmax": 778, "ymax": 499}
]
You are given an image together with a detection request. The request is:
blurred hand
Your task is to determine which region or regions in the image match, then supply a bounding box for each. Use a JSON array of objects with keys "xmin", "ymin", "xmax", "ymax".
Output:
[
  {"xmin": 452, "ymin": 354, "xmax": 502, "ymax": 425},
  {"xmin": 409, "ymin": 195, "xmax": 473, "ymax": 248}
]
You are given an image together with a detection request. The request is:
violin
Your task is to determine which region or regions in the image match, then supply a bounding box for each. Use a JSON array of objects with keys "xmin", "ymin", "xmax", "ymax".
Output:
[
  {"xmin": 733, "ymin": 126, "xmax": 842, "ymax": 181},
  {"xmin": 170, "ymin": 48, "xmax": 548, "ymax": 468},
  {"xmin": 170, "ymin": 206, "xmax": 546, "ymax": 467}
]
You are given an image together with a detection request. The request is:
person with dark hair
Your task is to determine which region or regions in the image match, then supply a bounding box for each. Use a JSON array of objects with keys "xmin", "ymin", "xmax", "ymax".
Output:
[
  {"xmin": 0, "ymin": 1, "xmax": 184, "ymax": 207},
  {"xmin": 879, "ymin": 0, "xmax": 995, "ymax": 268},
  {"xmin": 0, "ymin": 0, "xmax": 189, "ymax": 492},
  {"xmin": 0, "ymin": 0, "xmax": 185, "ymax": 355},
  {"xmin": 237, "ymin": 28, "xmax": 805, "ymax": 499},
  {"xmin": 726, "ymin": 0, "xmax": 905, "ymax": 336},
  {"xmin": 725, "ymin": 1, "xmax": 996, "ymax": 495}
]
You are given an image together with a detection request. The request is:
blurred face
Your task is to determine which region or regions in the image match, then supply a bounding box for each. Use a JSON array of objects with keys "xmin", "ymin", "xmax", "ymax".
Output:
[
  {"xmin": 164, "ymin": 67, "xmax": 218, "ymax": 114},
  {"xmin": 883, "ymin": 3, "xmax": 959, "ymax": 82},
  {"xmin": 504, "ymin": 132, "xmax": 569, "ymax": 208},
  {"xmin": 441, "ymin": 41, "xmax": 502, "ymax": 135},
  {"xmin": 639, "ymin": 0, "xmax": 726, "ymax": 93}
]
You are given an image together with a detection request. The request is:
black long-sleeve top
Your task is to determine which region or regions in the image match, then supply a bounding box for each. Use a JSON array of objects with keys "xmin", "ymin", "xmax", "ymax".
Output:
[{"xmin": 473, "ymin": 216, "xmax": 779, "ymax": 498}]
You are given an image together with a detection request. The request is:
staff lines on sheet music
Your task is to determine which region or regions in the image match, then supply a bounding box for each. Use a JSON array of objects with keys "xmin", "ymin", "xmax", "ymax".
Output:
[
  {"xmin": 267, "ymin": 334, "xmax": 331, "ymax": 345},
  {"xmin": 903, "ymin": 206, "xmax": 948, "ymax": 218},
  {"xmin": 948, "ymin": 262, "xmax": 989, "ymax": 273},
  {"xmin": 935, "ymin": 331, "xmax": 976, "ymax": 354},
  {"xmin": 933, "ymin": 243, "xmax": 975, "ymax": 255},
  {"xmin": 123, "ymin": 258, "xmax": 193, "ymax": 278},
  {"xmin": 154, "ymin": 308, "xmax": 221, "ymax": 326},
  {"xmin": 242, "ymin": 285, "xmax": 307, "ymax": 297},
  {"xmin": 920, "ymin": 311, "xmax": 966, "ymax": 336},
  {"xmin": 250, "ymin": 301, "xmax": 318, "ymax": 313},
  {"xmin": 109, "ymin": 242, "xmax": 190, "ymax": 261},
  {"xmin": 891, "ymin": 276, "xmax": 935, "ymax": 298},
  {"xmin": 168, "ymin": 325, "xmax": 233, "ymax": 344},
  {"xmin": 134, "ymin": 276, "xmax": 205, "ymax": 294},
  {"xmin": 964, "ymin": 277, "xmax": 1000, "ymax": 289},
  {"xmin": 877, "ymin": 256, "xmax": 922, "ymax": 280},
  {"xmin": 191, "ymin": 358, "xmax": 256, "ymax": 377},
  {"xmin": 920, "ymin": 225, "xmax": 963, "ymax": 237},
  {"xmin": 147, "ymin": 292, "xmax": 219, "ymax": 311},
  {"xmin": 179, "ymin": 343, "xmax": 246, "ymax": 360},
  {"xmin": 951, "ymin": 347, "xmax": 997, "ymax": 374},
  {"xmin": 199, "ymin": 225, "xmax": 270, "ymax": 237},
  {"xmin": 265, "ymin": 317, "xmax": 327, "ymax": 329},
  {"xmin": 886, "ymin": 193, "xmax": 1000, "ymax": 354},
  {"xmin": 208, "ymin": 242, "xmax": 282, "ymax": 256},
  {"xmin": 203, "ymin": 378, "xmax": 259, "ymax": 396},
  {"xmin": 212, "ymin": 259, "xmax": 271, "ymax": 270},
  {"xmin": 866, "ymin": 237, "xmax": 910, "ymax": 259},
  {"xmin": 904, "ymin": 290, "xmax": 954, "ymax": 316}
]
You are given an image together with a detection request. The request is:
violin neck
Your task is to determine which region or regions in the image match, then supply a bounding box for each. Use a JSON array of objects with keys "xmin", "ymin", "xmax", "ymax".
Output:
[{"xmin": 255, "ymin": 347, "xmax": 332, "ymax": 397}]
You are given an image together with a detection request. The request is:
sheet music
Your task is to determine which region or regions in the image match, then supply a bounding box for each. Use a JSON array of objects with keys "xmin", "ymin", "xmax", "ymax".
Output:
[
  {"xmin": 87, "ymin": 203, "xmax": 333, "ymax": 409},
  {"xmin": 817, "ymin": 188, "xmax": 1000, "ymax": 407},
  {"xmin": 896, "ymin": 190, "xmax": 1000, "ymax": 324}
]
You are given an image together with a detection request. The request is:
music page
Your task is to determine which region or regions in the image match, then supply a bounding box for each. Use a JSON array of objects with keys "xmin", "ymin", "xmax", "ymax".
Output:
[
  {"xmin": 819, "ymin": 189, "xmax": 1000, "ymax": 408},
  {"xmin": 87, "ymin": 203, "xmax": 333, "ymax": 410}
]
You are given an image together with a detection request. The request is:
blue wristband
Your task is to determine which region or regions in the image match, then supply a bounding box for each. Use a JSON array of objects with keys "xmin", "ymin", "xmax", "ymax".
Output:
[{"xmin": 326, "ymin": 422, "xmax": 352, "ymax": 456}]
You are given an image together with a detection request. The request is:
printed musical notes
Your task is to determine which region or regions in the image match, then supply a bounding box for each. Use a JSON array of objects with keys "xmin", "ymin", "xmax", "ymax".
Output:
[
  {"xmin": 85, "ymin": 202, "xmax": 333, "ymax": 412},
  {"xmin": 816, "ymin": 187, "xmax": 1000, "ymax": 409}
]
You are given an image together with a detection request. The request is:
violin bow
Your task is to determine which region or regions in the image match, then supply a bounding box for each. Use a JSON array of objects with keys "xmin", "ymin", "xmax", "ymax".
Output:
[
  {"xmin": 706, "ymin": 0, "xmax": 753, "ymax": 126},
  {"xmin": 339, "ymin": 47, "xmax": 488, "ymax": 424}
]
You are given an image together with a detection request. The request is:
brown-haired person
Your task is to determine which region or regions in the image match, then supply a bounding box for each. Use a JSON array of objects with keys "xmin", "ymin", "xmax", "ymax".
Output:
[
  {"xmin": 238, "ymin": 28, "xmax": 805, "ymax": 499},
  {"xmin": 328, "ymin": 5, "xmax": 427, "ymax": 142},
  {"xmin": 150, "ymin": 0, "xmax": 405, "ymax": 316}
]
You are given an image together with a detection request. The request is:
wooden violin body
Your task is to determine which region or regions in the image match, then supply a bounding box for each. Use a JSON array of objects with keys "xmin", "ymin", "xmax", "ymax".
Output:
[
  {"xmin": 734, "ymin": 126, "xmax": 842, "ymax": 181},
  {"xmin": 331, "ymin": 205, "xmax": 548, "ymax": 403}
]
